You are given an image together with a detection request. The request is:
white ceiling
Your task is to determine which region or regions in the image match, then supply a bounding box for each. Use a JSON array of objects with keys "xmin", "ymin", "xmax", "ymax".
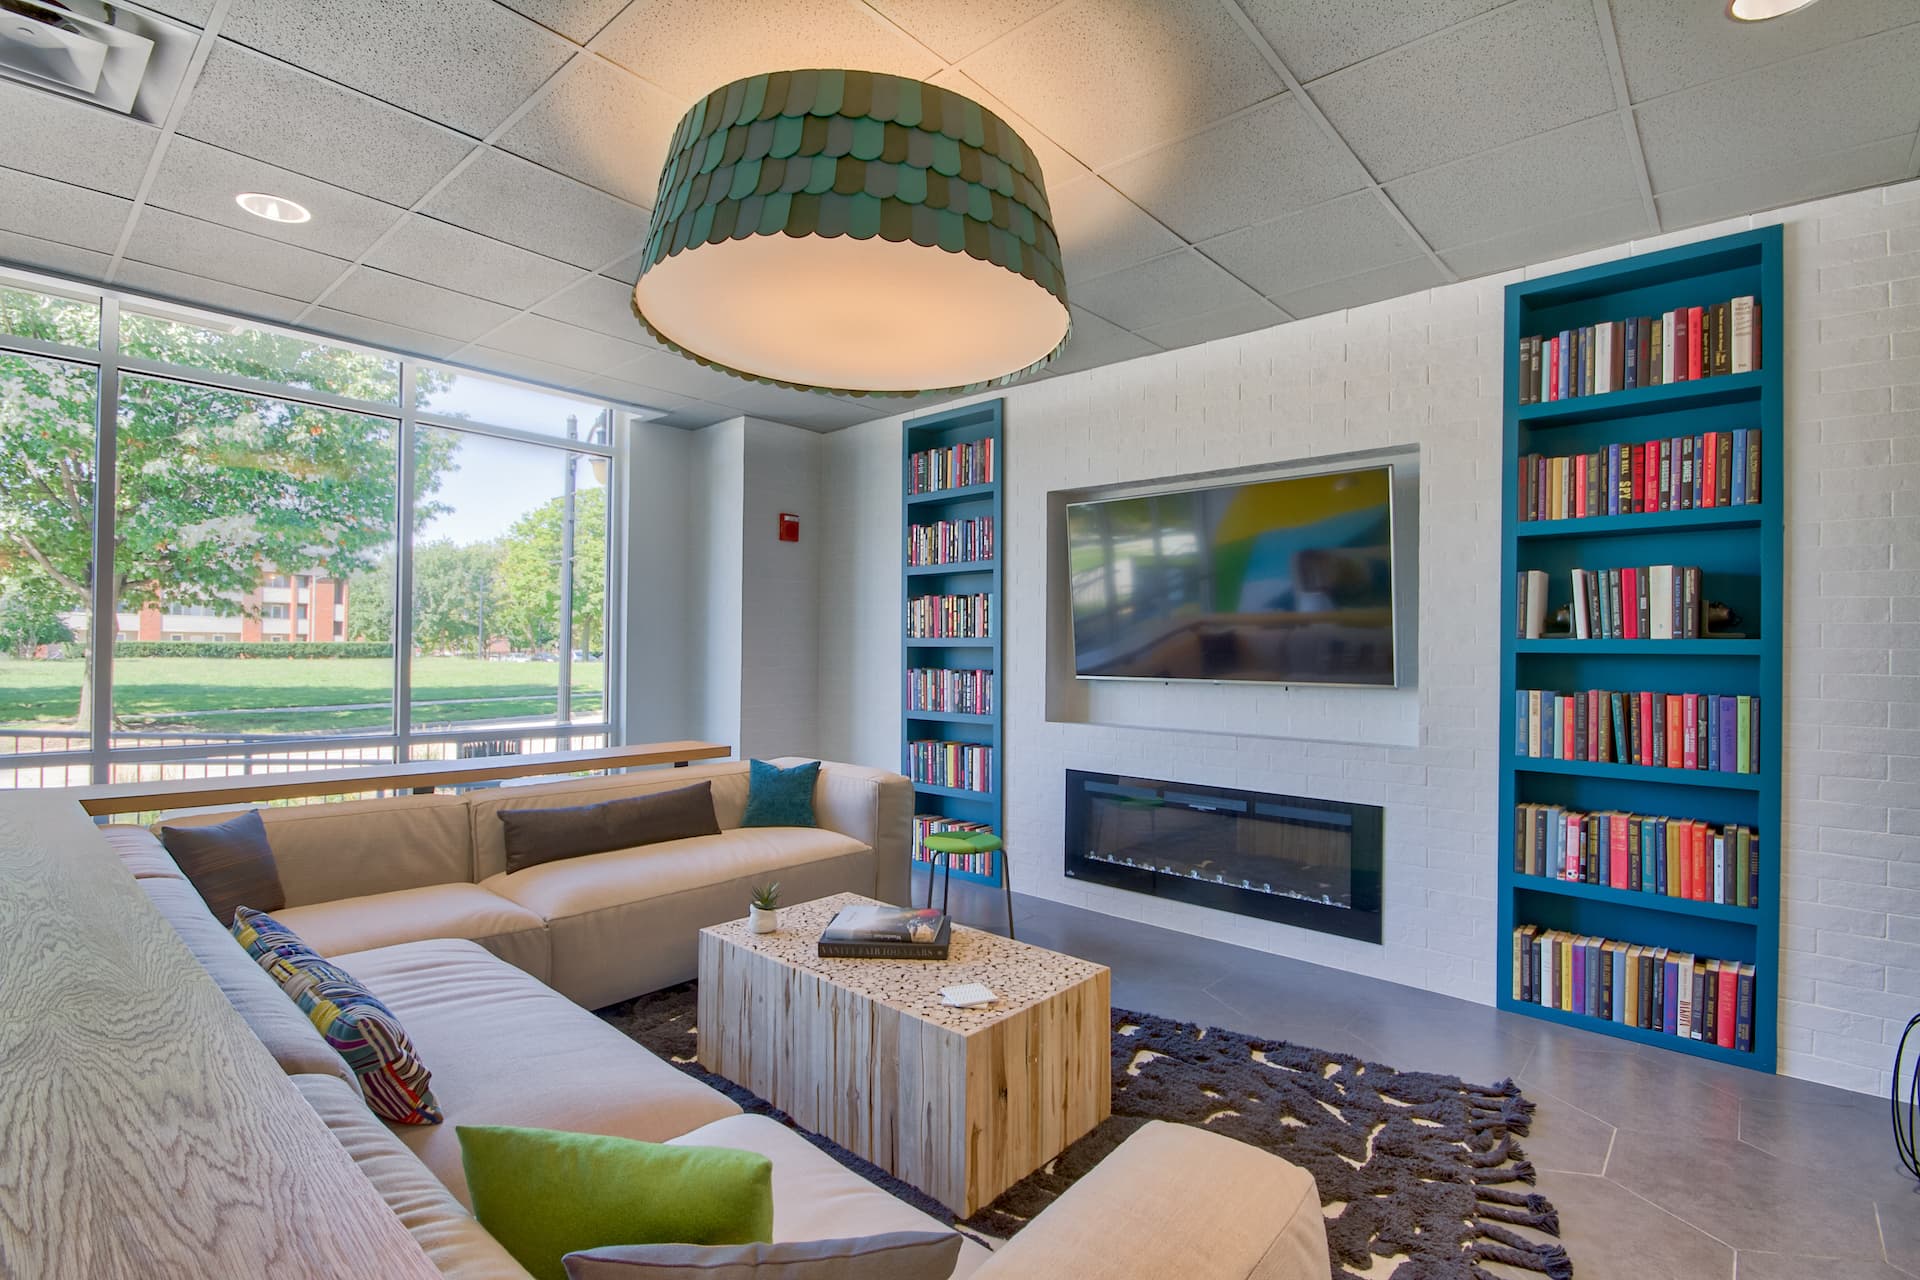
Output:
[{"xmin": 1, "ymin": 0, "xmax": 1915, "ymax": 431}]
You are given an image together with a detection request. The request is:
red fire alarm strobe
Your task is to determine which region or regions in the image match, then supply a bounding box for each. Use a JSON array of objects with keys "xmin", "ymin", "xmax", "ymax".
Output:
[{"xmin": 778, "ymin": 512, "xmax": 800, "ymax": 542}]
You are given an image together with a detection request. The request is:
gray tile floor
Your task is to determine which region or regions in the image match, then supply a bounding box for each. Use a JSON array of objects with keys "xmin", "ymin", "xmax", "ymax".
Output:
[{"xmin": 925, "ymin": 874, "xmax": 1920, "ymax": 1280}]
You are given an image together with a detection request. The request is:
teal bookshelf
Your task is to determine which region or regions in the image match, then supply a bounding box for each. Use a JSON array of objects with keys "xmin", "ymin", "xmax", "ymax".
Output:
[
  {"xmin": 1499, "ymin": 227, "xmax": 1782, "ymax": 1071},
  {"xmin": 902, "ymin": 400, "xmax": 1006, "ymax": 891}
]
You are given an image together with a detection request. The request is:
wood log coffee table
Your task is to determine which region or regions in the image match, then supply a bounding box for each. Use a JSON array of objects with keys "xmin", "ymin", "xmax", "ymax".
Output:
[{"xmin": 697, "ymin": 892, "xmax": 1111, "ymax": 1216}]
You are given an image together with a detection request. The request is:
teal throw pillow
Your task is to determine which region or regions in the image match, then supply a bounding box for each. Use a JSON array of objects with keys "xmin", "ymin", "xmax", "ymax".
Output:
[
  {"xmin": 740, "ymin": 759, "xmax": 820, "ymax": 828},
  {"xmin": 459, "ymin": 1125, "xmax": 774, "ymax": 1280}
]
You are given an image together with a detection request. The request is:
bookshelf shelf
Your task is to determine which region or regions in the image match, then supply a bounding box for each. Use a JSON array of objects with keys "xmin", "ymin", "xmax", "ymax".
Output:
[
  {"xmin": 1500, "ymin": 227, "xmax": 1781, "ymax": 1072},
  {"xmin": 902, "ymin": 401, "xmax": 1009, "ymax": 899}
]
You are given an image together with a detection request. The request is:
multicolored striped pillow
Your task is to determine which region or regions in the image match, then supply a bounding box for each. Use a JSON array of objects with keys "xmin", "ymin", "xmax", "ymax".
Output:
[{"xmin": 231, "ymin": 908, "xmax": 442, "ymax": 1126}]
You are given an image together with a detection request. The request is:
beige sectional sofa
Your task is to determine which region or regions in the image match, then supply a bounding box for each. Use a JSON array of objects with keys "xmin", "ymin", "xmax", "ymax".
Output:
[{"xmin": 103, "ymin": 759, "xmax": 1330, "ymax": 1279}]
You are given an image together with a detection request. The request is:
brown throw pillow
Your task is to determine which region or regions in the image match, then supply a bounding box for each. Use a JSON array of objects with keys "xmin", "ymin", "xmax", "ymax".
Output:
[
  {"xmin": 158, "ymin": 809, "xmax": 285, "ymax": 927},
  {"xmin": 499, "ymin": 781, "xmax": 722, "ymax": 874}
]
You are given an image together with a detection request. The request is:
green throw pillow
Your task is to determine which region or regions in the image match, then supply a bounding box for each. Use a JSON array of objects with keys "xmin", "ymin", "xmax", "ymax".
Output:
[
  {"xmin": 458, "ymin": 1126, "xmax": 774, "ymax": 1280},
  {"xmin": 740, "ymin": 759, "xmax": 820, "ymax": 828}
]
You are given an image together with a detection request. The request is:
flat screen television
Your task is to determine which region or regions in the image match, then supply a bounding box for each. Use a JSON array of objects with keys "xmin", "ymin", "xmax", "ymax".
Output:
[{"xmin": 1066, "ymin": 464, "xmax": 1399, "ymax": 687}]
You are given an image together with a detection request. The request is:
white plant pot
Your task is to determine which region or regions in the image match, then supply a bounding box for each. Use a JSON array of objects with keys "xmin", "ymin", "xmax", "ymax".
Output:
[{"xmin": 749, "ymin": 905, "xmax": 778, "ymax": 934}]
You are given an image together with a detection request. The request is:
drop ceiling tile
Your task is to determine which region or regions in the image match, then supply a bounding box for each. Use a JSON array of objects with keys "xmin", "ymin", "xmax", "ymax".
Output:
[
  {"xmin": 927, "ymin": 69, "xmax": 1094, "ymax": 198},
  {"xmin": 486, "ymin": 312, "xmax": 655, "ymax": 374},
  {"xmin": 1609, "ymin": 0, "xmax": 1919, "ymax": 103},
  {"xmin": 0, "ymin": 229, "xmax": 111, "ymax": 282},
  {"xmin": 962, "ymin": 0, "xmax": 1283, "ymax": 170},
  {"xmin": 595, "ymin": 0, "xmax": 942, "ymax": 102},
  {"xmin": 1655, "ymin": 136, "xmax": 1915, "ymax": 234},
  {"xmin": 600, "ymin": 247, "xmax": 647, "ymax": 286},
  {"xmin": 1308, "ymin": 0, "xmax": 1614, "ymax": 182},
  {"xmin": 534, "ymin": 274, "xmax": 651, "ymax": 341},
  {"xmin": 145, "ymin": 137, "xmax": 406, "ymax": 260},
  {"xmin": 114, "ymin": 260, "xmax": 309, "ymax": 324},
  {"xmin": 650, "ymin": 400, "xmax": 737, "ymax": 430},
  {"xmin": 0, "ymin": 168, "xmax": 132, "ymax": 254},
  {"xmin": 1437, "ymin": 199, "xmax": 1644, "ymax": 279},
  {"xmin": 122, "ymin": 207, "xmax": 349, "ymax": 300},
  {"xmin": 1201, "ymin": 191, "xmax": 1422, "ymax": 296},
  {"xmin": 1386, "ymin": 113, "xmax": 1639, "ymax": 250},
  {"xmin": 619, "ymin": 349, "xmax": 770, "ymax": 403},
  {"xmin": 178, "ymin": 42, "xmax": 475, "ymax": 206},
  {"xmin": 219, "ymin": 0, "xmax": 575, "ymax": 137},
  {"xmin": 137, "ymin": 0, "xmax": 216, "ymax": 21},
  {"xmin": 1104, "ymin": 94, "xmax": 1369, "ymax": 242},
  {"xmin": 423, "ymin": 148, "xmax": 651, "ymax": 269},
  {"xmin": 1133, "ymin": 297, "xmax": 1288, "ymax": 349},
  {"xmin": 1048, "ymin": 180, "xmax": 1183, "ymax": 286},
  {"xmin": 322, "ymin": 266, "xmax": 519, "ymax": 343},
  {"xmin": 305, "ymin": 307, "xmax": 467, "ymax": 359},
  {"xmin": 868, "ymin": 0, "xmax": 1059, "ymax": 62},
  {"xmin": 1238, "ymin": 0, "xmax": 1509, "ymax": 82},
  {"xmin": 1073, "ymin": 248, "xmax": 1267, "ymax": 330},
  {"xmin": 497, "ymin": 55, "xmax": 682, "ymax": 207},
  {"xmin": 363, "ymin": 215, "xmax": 582, "ymax": 309},
  {"xmin": 1045, "ymin": 305, "xmax": 1162, "ymax": 376},
  {"xmin": 0, "ymin": 78, "xmax": 159, "ymax": 198},
  {"xmin": 738, "ymin": 397, "xmax": 876, "ymax": 433},
  {"xmin": 1270, "ymin": 255, "xmax": 1447, "ymax": 319},
  {"xmin": 465, "ymin": 344, "xmax": 602, "ymax": 393},
  {"xmin": 581, "ymin": 374, "xmax": 699, "ymax": 413},
  {"xmin": 1635, "ymin": 26, "xmax": 1920, "ymax": 194},
  {"xmin": 496, "ymin": 0, "xmax": 632, "ymax": 43}
]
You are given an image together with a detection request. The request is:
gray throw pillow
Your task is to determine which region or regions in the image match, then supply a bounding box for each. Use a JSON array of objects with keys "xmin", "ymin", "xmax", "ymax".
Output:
[
  {"xmin": 158, "ymin": 808, "xmax": 285, "ymax": 927},
  {"xmin": 562, "ymin": 1233, "xmax": 963, "ymax": 1280},
  {"xmin": 499, "ymin": 781, "xmax": 722, "ymax": 874}
]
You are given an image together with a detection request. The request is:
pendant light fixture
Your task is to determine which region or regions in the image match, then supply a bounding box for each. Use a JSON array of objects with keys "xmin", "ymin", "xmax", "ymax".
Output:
[{"xmin": 631, "ymin": 68, "xmax": 1071, "ymax": 398}]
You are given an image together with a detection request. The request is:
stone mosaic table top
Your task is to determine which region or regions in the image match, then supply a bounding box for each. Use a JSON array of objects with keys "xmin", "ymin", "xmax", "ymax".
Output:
[{"xmin": 701, "ymin": 892, "xmax": 1108, "ymax": 1033}]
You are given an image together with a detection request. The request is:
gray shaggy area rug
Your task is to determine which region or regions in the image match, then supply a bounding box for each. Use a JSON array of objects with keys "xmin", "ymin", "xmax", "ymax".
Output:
[{"xmin": 600, "ymin": 985, "xmax": 1571, "ymax": 1280}]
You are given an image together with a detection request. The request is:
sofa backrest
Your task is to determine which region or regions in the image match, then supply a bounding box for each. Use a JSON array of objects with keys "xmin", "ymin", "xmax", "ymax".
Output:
[
  {"xmin": 159, "ymin": 792, "xmax": 475, "ymax": 906},
  {"xmin": 466, "ymin": 761, "xmax": 752, "ymax": 882}
]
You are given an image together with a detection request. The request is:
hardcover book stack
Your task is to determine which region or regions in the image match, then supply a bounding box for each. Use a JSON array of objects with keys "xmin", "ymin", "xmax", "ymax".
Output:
[
  {"xmin": 1515, "ymin": 565, "xmax": 1711, "ymax": 640},
  {"xmin": 1514, "ymin": 803, "xmax": 1759, "ymax": 906},
  {"xmin": 907, "ymin": 516, "xmax": 995, "ymax": 566},
  {"xmin": 906, "ymin": 667, "xmax": 992, "ymax": 714},
  {"xmin": 1518, "ymin": 429, "xmax": 1760, "ymax": 521},
  {"xmin": 907, "ymin": 593, "xmax": 991, "ymax": 639},
  {"xmin": 911, "ymin": 815, "xmax": 997, "ymax": 875},
  {"xmin": 818, "ymin": 904, "xmax": 951, "ymax": 959},
  {"xmin": 1516, "ymin": 688, "xmax": 1760, "ymax": 773},
  {"xmin": 907, "ymin": 739, "xmax": 993, "ymax": 792},
  {"xmin": 1517, "ymin": 295, "xmax": 1758, "ymax": 404},
  {"xmin": 907, "ymin": 439, "xmax": 995, "ymax": 493},
  {"xmin": 1513, "ymin": 925, "xmax": 1755, "ymax": 1052}
]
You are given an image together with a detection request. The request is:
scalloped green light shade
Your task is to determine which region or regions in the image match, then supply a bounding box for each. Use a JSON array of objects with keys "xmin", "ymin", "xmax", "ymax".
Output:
[{"xmin": 632, "ymin": 68, "xmax": 1071, "ymax": 398}]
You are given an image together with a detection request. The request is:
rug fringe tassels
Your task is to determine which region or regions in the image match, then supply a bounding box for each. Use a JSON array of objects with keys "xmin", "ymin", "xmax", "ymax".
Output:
[{"xmin": 1471, "ymin": 1222, "xmax": 1575, "ymax": 1278}]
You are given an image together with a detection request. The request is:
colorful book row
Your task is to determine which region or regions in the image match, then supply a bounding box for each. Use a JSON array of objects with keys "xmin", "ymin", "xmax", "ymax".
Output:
[
  {"xmin": 1516, "ymin": 689, "xmax": 1760, "ymax": 773},
  {"xmin": 907, "ymin": 593, "xmax": 992, "ymax": 640},
  {"xmin": 907, "ymin": 439, "xmax": 996, "ymax": 493},
  {"xmin": 1517, "ymin": 565, "xmax": 1711, "ymax": 640},
  {"xmin": 906, "ymin": 667, "xmax": 993, "ymax": 715},
  {"xmin": 911, "ymin": 816, "xmax": 997, "ymax": 876},
  {"xmin": 1513, "ymin": 925, "xmax": 1755, "ymax": 1052},
  {"xmin": 1517, "ymin": 296, "xmax": 1758, "ymax": 404},
  {"xmin": 907, "ymin": 740, "xmax": 993, "ymax": 793},
  {"xmin": 907, "ymin": 516, "xmax": 996, "ymax": 566},
  {"xmin": 1514, "ymin": 803, "xmax": 1760, "ymax": 907},
  {"xmin": 1518, "ymin": 429, "xmax": 1760, "ymax": 521}
]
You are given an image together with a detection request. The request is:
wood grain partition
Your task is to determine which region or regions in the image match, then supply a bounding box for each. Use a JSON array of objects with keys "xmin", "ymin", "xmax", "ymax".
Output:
[{"xmin": 0, "ymin": 793, "xmax": 442, "ymax": 1279}]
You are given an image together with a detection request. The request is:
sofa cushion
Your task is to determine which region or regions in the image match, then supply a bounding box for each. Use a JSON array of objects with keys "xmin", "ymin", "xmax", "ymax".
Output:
[
  {"xmin": 158, "ymin": 791, "xmax": 476, "ymax": 905},
  {"xmin": 276, "ymin": 884, "xmax": 551, "ymax": 983},
  {"xmin": 740, "ymin": 760, "xmax": 818, "ymax": 829},
  {"xmin": 562, "ymin": 1233, "xmax": 963, "ymax": 1280},
  {"xmin": 102, "ymin": 823, "xmax": 187, "ymax": 880},
  {"xmin": 460, "ymin": 1126, "xmax": 774, "ymax": 1280},
  {"xmin": 157, "ymin": 808, "xmax": 286, "ymax": 927},
  {"xmin": 666, "ymin": 1116, "xmax": 989, "ymax": 1278},
  {"xmin": 332, "ymin": 938, "xmax": 740, "ymax": 1206},
  {"xmin": 469, "ymin": 763, "xmax": 752, "ymax": 880},
  {"xmin": 292, "ymin": 1073, "xmax": 534, "ymax": 1280},
  {"xmin": 499, "ymin": 782, "xmax": 721, "ymax": 874},
  {"xmin": 264, "ymin": 947, "xmax": 445, "ymax": 1127},
  {"xmin": 136, "ymin": 877, "xmax": 358, "ymax": 1089}
]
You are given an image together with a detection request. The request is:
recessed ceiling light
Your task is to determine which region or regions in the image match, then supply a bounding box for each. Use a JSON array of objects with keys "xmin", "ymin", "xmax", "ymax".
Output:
[
  {"xmin": 235, "ymin": 192, "xmax": 311, "ymax": 224},
  {"xmin": 1726, "ymin": 0, "xmax": 1820, "ymax": 20}
]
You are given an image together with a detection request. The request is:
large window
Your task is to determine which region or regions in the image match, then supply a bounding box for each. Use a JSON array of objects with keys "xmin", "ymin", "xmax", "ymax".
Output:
[{"xmin": 0, "ymin": 274, "xmax": 626, "ymax": 788}]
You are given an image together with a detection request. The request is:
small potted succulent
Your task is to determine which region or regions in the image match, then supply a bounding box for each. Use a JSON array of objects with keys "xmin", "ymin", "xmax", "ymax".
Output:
[{"xmin": 749, "ymin": 882, "xmax": 781, "ymax": 934}]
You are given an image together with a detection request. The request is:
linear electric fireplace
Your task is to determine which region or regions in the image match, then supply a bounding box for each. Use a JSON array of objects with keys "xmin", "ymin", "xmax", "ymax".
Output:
[{"xmin": 1064, "ymin": 770, "xmax": 1383, "ymax": 943}]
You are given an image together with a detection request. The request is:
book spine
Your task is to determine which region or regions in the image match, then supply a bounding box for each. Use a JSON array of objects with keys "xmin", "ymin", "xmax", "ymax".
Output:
[
  {"xmin": 1688, "ymin": 304, "xmax": 1704, "ymax": 380},
  {"xmin": 815, "ymin": 942, "xmax": 951, "ymax": 959}
]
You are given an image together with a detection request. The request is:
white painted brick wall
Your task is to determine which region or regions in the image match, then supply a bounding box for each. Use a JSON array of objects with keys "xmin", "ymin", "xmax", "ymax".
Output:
[{"xmin": 810, "ymin": 177, "xmax": 1920, "ymax": 1096}]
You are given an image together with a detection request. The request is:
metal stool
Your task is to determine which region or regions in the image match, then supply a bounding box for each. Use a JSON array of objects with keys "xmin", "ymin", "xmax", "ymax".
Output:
[{"xmin": 920, "ymin": 831, "xmax": 1015, "ymax": 939}]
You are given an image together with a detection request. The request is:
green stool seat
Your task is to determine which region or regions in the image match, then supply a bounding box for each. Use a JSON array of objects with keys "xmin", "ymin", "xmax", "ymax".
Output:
[{"xmin": 919, "ymin": 832, "xmax": 1015, "ymax": 939}]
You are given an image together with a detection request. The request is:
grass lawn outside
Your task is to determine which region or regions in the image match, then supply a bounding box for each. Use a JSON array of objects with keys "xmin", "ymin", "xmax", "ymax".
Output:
[{"xmin": 0, "ymin": 655, "xmax": 604, "ymax": 739}]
